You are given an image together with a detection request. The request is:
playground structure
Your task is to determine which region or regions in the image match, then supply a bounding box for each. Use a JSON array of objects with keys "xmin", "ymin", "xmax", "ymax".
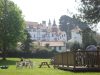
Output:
[{"xmin": 53, "ymin": 51, "xmax": 100, "ymax": 71}]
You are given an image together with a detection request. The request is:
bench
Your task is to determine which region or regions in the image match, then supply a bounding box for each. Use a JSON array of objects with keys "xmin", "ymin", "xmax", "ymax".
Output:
[{"xmin": 39, "ymin": 62, "xmax": 50, "ymax": 68}]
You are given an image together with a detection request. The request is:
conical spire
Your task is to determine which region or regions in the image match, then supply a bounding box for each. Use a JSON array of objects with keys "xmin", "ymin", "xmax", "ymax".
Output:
[
  {"xmin": 53, "ymin": 19, "xmax": 56, "ymax": 26},
  {"xmin": 48, "ymin": 19, "xmax": 51, "ymax": 26}
]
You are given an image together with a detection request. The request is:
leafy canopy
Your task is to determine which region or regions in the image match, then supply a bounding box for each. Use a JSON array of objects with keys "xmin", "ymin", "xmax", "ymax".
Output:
[
  {"xmin": 0, "ymin": 0, "xmax": 25, "ymax": 58},
  {"xmin": 78, "ymin": 0, "xmax": 100, "ymax": 24}
]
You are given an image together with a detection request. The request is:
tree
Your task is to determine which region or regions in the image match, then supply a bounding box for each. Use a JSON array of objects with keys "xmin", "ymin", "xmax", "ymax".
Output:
[
  {"xmin": 95, "ymin": 33, "xmax": 100, "ymax": 45},
  {"xmin": 45, "ymin": 43, "xmax": 50, "ymax": 49},
  {"xmin": 82, "ymin": 28, "xmax": 97, "ymax": 49},
  {"xmin": 77, "ymin": 0, "xmax": 100, "ymax": 24},
  {"xmin": 21, "ymin": 31, "xmax": 33, "ymax": 52},
  {"xmin": 59, "ymin": 15, "xmax": 89, "ymax": 41},
  {"xmin": 72, "ymin": 16, "xmax": 89, "ymax": 30},
  {"xmin": 70, "ymin": 41, "xmax": 82, "ymax": 51},
  {"xmin": 0, "ymin": 0, "xmax": 25, "ymax": 60},
  {"xmin": 59, "ymin": 15, "xmax": 74, "ymax": 40}
]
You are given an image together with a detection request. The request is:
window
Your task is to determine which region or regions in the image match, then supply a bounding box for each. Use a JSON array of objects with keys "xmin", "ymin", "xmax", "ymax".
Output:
[
  {"xmin": 60, "ymin": 36, "xmax": 61, "ymax": 39},
  {"xmin": 34, "ymin": 35, "xmax": 35, "ymax": 38},
  {"xmin": 64, "ymin": 34, "xmax": 65, "ymax": 36},
  {"xmin": 59, "ymin": 46, "xmax": 61, "ymax": 50},
  {"xmin": 52, "ymin": 34, "xmax": 54, "ymax": 37},
  {"xmin": 62, "ymin": 35, "xmax": 63, "ymax": 37},
  {"xmin": 54, "ymin": 47, "xmax": 56, "ymax": 51}
]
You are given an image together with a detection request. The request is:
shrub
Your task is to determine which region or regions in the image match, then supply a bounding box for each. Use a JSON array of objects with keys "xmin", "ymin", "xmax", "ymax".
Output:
[{"xmin": 69, "ymin": 41, "xmax": 82, "ymax": 51}]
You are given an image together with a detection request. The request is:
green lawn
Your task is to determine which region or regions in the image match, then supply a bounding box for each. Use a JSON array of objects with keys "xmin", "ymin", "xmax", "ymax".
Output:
[{"xmin": 0, "ymin": 58, "xmax": 100, "ymax": 75}]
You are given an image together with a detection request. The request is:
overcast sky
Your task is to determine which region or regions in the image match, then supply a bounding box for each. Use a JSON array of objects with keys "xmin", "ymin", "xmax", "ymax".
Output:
[{"xmin": 11, "ymin": 0, "xmax": 78, "ymax": 24}]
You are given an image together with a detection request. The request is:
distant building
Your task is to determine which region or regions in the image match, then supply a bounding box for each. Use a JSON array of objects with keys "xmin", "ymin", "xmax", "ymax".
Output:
[
  {"xmin": 33, "ymin": 41, "xmax": 67, "ymax": 52},
  {"xmin": 26, "ymin": 20, "xmax": 83, "ymax": 52},
  {"xmin": 68, "ymin": 26, "xmax": 82, "ymax": 44},
  {"xmin": 26, "ymin": 20, "xmax": 67, "ymax": 42}
]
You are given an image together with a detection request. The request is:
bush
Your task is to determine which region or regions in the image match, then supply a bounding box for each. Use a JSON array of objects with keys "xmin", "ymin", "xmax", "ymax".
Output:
[
  {"xmin": 6, "ymin": 48, "xmax": 55, "ymax": 58},
  {"xmin": 69, "ymin": 41, "xmax": 82, "ymax": 51}
]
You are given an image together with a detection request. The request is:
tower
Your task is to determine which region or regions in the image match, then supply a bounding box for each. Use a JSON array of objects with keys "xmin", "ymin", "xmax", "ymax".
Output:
[
  {"xmin": 48, "ymin": 19, "xmax": 52, "ymax": 32},
  {"xmin": 53, "ymin": 19, "xmax": 56, "ymax": 26},
  {"xmin": 52, "ymin": 19, "xmax": 58, "ymax": 32},
  {"xmin": 48, "ymin": 19, "xmax": 51, "ymax": 26}
]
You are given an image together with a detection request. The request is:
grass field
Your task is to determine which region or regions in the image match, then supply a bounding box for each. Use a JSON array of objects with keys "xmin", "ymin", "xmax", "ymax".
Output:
[{"xmin": 0, "ymin": 58, "xmax": 100, "ymax": 75}]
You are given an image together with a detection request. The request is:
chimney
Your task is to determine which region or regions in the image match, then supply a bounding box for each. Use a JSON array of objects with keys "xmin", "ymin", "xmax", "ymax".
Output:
[{"xmin": 42, "ymin": 21, "xmax": 46, "ymax": 26}]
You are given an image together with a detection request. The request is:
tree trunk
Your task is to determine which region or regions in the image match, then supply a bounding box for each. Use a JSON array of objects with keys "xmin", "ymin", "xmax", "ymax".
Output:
[
  {"xmin": 2, "ymin": 43, "xmax": 7, "ymax": 60},
  {"xmin": 2, "ymin": 50, "xmax": 6, "ymax": 60}
]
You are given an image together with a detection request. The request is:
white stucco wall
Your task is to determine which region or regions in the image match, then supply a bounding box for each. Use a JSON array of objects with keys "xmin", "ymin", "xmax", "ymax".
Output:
[
  {"xmin": 27, "ymin": 28, "xmax": 67, "ymax": 42},
  {"xmin": 69, "ymin": 31, "xmax": 82, "ymax": 44}
]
